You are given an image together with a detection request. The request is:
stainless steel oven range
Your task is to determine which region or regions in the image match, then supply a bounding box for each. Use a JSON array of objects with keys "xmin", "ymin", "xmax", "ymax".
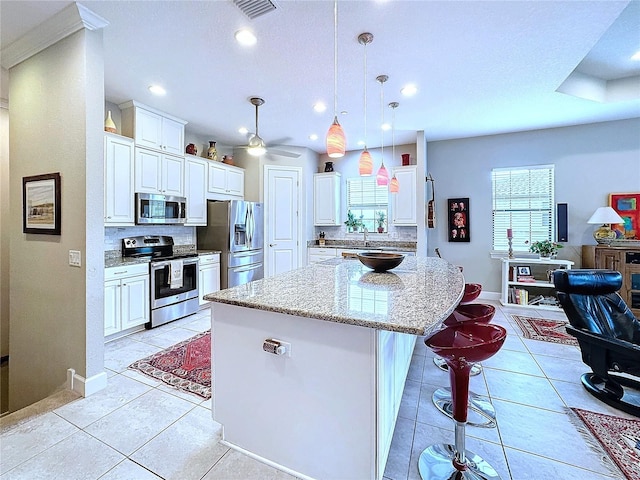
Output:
[{"xmin": 122, "ymin": 236, "xmax": 199, "ymax": 329}]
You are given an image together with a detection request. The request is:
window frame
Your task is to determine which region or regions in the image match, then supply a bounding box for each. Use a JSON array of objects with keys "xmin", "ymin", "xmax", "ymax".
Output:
[{"xmin": 346, "ymin": 177, "xmax": 389, "ymax": 233}]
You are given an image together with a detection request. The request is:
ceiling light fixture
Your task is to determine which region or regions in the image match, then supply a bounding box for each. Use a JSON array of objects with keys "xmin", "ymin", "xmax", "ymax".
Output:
[
  {"xmin": 235, "ymin": 29, "xmax": 257, "ymax": 46},
  {"xmin": 247, "ymin": 97, "xmax": 267, "ymax": 156},
  {"xmin": 309, "ymin": 134, "xmax": 318, "ymax": 140},
  {"xmin": 358, "ymin": 32, "xmax": 374, "ymax": 176},
  {"xmin": 632, "ymin": 50, "xmax": 640, "ymax": 61},
  {"xmin": 148, "ymin": 85, "xmax": 166, "ymax": 96},
  {"xmin": 238, "ymin": 127, "xmax": 249, "ymax": 135},
  {"xmin": 376, "ymin": 74, "xmax": 389, "ymax": 186},
  {"xmin": 401, "ymin": 84, "xmax": 417, "ymax": 97},
  {"xmin": 389, "ymin": 101, "xmax": 399, "ymax": 194},
  {"xmin": 326, "ymin": 0, "xmax": 346, "ymax": 158},
  {"xmin": 314, "ymin": 102, "xmax": 327, "ymax": 113}
]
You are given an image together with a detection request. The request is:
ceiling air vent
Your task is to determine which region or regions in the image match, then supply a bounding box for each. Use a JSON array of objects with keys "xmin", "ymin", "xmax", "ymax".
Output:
[{"xmin": 233, "ymin": 0, "xmax": 278, "ymax": 20}]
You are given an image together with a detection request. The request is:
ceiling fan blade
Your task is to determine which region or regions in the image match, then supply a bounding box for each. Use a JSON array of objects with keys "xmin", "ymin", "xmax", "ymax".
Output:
[{"xmin": 267, "ymin": 148, "xmax": 301, "ymax": 158}]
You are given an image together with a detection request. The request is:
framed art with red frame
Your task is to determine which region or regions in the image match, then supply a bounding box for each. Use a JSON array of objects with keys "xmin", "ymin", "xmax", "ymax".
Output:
[{"xmin": 609, "ymin": 192, "xmax": 639, "ymax": 240}]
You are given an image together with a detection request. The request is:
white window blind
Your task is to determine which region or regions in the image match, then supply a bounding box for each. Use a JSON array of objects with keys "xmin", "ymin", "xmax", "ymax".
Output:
[
  {"xmin": 346, "ymin": 178, "xmax": 389, "ymax": 232},
  {"xmin": 492, "ymin": 165, "xmax": 555, "ymax": 252}
]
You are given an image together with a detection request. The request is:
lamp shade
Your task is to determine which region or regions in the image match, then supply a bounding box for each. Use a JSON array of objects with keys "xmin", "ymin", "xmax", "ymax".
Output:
[
  {"xmin": 247, "ymin": 135, "xmax": 266, "ymax": 156},
  {"xmin": 376, "ymin": 163, "xmax": 389, "ymax": 186},
  {"xmin": 326, "ymin": 117, "xmax": 346, "ymax": 158},
  {"xmin": 389, "ymin": 175, "xmax": 399, "ymax": 193},
  {"xmin": 587, "ymin": 206, "xmax": 624, "ymax": 225},
  {"xmin": 359, "ymin": 149, "xmax": 373, "ymax": 175}
]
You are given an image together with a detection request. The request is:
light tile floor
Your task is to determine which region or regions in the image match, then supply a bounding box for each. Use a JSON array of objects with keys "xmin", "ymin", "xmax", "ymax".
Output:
[{"xmin": 0, "ymin": 302, "xmax": 633, "ymax": 479}]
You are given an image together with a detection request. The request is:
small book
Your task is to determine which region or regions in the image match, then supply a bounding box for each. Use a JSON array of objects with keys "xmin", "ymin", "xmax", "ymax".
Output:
[{"xmin": 517, "ymin": 275, "xmax": 536, "ymax": 283}]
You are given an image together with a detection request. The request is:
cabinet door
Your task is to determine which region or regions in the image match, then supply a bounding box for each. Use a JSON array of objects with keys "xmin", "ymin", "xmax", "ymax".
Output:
[
  {"xmin": 313, "ymin": 173, "xmax": 341, "ymax": 226},
  {"xmin": 134, "ymin": 108, "xmax": 163, "ymax": 151},
  {"xmin": 208, "ymin": 162, "xmax": 227, "ymax": 193},
  {"xmin": 226, "ymin": 168, "xmax": 244, "ymax": 197},
  {"xmin": 104, "ymin": 134, "xmax": 134, "ymax": 224},
  {"xmin": 596, "ymin": 249, "xmax": 624, "ymax": 271},
  {"xmin": 120, "ymin": 275, "xmax": 149, "ymax": 330},
  {"xmin": 185, "ymin": 156, "xmax": 207, "ymax": 225},
  {"xmin": 104, "ymin": 279, "xmax": 121, "ymax": 336},
  {"xmin": 377, "ymin": 330, "xmax": 396, "ymax": 470},
  {"xmin": 199, "ymin": 263, "xmax": 221, "ymax": 305},
  {"xmin": 161, "ymin": 117, "xmax": 185, "ymax": 155},
  {"xmin": 391, "ymin": 167, "xmax": 417, "ymax": 225},
  {"xmin": 135, "ymin": 148, "xmax": 163, "ymax": 194},
  {"xmin": 162, "ymin": 154, "xmax": 185, "ymax": 196}
]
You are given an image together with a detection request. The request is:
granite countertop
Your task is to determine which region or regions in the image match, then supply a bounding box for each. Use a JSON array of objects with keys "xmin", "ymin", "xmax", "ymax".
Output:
[
  {"xmin": 205, "ymin": 256, "xmax": 464, "ymax": 335},
  {"xmin": 308, "ymin": 240, "xmax": 417, "ymax": 253},
  {"xmin": 104, "ymin": 249, "xmax": 222, "ymax": 268}
]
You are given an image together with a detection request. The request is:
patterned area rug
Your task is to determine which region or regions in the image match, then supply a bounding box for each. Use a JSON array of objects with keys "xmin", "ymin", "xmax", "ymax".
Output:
[
  {"xmin": 129, "ymin": 331, "xmax": 211, "ymax": 399},
  {"xmin": 570, "ymin": 408, "xmax": 640, "ymax": 480},
  {"xmin": 511, "ymin": 315, "xmax": 579, "ymax": 346}
]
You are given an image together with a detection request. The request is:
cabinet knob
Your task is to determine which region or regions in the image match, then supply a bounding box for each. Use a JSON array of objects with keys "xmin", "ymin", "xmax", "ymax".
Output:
[{"xmin": 269, "ymin": 243, "xmax": 277, "ymax": 247}]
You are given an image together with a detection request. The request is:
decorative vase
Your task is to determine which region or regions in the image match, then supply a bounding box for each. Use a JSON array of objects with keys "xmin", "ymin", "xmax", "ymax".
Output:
[
  {"xmin": 324, "ymin": 161, "xmax": 334, "ymax": 172},
  {"xmin": 377, "ymin": 227, "xmax": 384, "ymax": 233},
  {"xmin": 222, "ymin": 155, "xmax": 234, "ymax": 165},
  {"xmin": 104, "ymin": 111, "xmax": 117, "ymax": 133},
  {"xmin": 401, "ymin": 153, "xmax": 410, "ymax": 166},
  {"xmin": 186, "ymin": 143, "xmax": 197, "ymax": 155},
  {"xmin": 207, "ymin": 141, "xmax": 218, "ymax": 161}
]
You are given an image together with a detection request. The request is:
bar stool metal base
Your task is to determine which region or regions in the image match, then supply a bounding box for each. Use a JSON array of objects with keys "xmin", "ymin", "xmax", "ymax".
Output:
[
  {"xmin": 433, "ymin": 355, "xmax": 483, "ymax": 376},
  {"xmin": 432, "ymin": 387, "xmax": 497, "ymax": 428},
  {"xmin": 418, "ymin": 443, "xmax": 501, "ymax": 480}
]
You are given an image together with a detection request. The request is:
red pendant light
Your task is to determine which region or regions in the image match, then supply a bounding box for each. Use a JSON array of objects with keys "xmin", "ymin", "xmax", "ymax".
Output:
[
  {"xmin": 325, "ymin": 1, "xmax": 346, "ymax": 158},
  {"xmin": 357, "ymin": 32, "xmax": 374, "ymax": 175},
  {"xmin": 389, "ymin": 101, "xmax": 400, "ymax": 194},
  {"xmin": 376, "ymin": 75, "xmax": 389, "ymax": 186},
  {"xmin": 377, "ymin": 163, "xmax": 389, "ymax": 186}
]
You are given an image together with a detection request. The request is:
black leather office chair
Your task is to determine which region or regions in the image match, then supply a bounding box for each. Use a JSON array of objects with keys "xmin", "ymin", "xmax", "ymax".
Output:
[{"xmin": 553, "ymin": 269, "xmax": 640, "ymax": 417}]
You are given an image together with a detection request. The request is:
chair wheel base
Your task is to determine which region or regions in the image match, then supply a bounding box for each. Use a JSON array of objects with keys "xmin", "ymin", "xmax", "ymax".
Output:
[
  {"xmin": 582, "ymin": 372, "xmax": 640, "ymax": 418},
  {"xmin": 433, "ymin": 356, "xmax": 483, "ymax": 376},
  {"xmin": 433, "ymin": 388, "xmax": 497, "ymax": 428},
  {"xmin": 418, "ymin": 443, "xmax": 501, "ymax": 480}
]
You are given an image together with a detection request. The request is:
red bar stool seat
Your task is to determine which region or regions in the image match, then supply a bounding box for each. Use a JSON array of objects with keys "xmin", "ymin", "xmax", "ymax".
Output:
[{"xmin": 419, "ymin": 323, "xmax": 507, "ymax": 480}]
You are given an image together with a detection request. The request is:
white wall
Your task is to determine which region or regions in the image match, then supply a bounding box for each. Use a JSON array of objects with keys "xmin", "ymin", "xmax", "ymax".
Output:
[
  {"xmin": 1, "ymin": 67, "xmax": 9, "ymax": 362},
  {"xmin": 428, "ymin": 118, "xmax": 640, "ymax": 293},
  {"xmin": 8, "ymin": 28, "xmax": 105, "ymax": 411}
]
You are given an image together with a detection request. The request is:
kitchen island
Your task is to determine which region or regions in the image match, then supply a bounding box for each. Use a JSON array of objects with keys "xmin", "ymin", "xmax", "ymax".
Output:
[{"xmin": 205, "ymin": 256, "xmax": 464, "ymax": 480}]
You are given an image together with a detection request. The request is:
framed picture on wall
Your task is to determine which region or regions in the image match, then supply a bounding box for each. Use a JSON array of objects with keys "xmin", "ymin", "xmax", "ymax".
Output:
[
  {"xmin": 22, "ymin": 172, "xmax": 61, "ymax": 235},
  {"xmin": 448, "ymin": 197, "xmax": 470, "ymax": 242},
  {"xmin": 610, "ymin": 192, "xmax": 639, "ymax": 240}
]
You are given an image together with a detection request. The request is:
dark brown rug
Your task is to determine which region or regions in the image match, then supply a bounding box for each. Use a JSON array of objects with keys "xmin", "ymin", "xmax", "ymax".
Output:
[
  {"xmin": 511, "ymin": 315, "xmax": 579, "ymax": 346},
  {"xmin": 129, "ymin": 331, "xmax": 211, "ymax": 399},
  {"xmin": 570, "ymin": 408, "xmax": 640, "ymax": 480}
]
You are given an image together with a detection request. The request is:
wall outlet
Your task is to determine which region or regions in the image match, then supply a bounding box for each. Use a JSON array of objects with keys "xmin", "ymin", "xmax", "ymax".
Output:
[{"xmin": 69, "ymin": 250, "xmax": 81, "ymax": 267}]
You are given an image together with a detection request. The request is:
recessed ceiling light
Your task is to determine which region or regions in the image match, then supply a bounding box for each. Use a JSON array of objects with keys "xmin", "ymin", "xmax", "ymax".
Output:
[
  {"xmin": 313, "ymin": 102, "xmax": 326, "ymax": 113},
  {"xmin": 148, "ymin": 85, "xmax": 166, "ymax": 96},
  {"xmin": 401, "ymin": 84, "xmax": 417, "ymax": 97},
  {"xmin": 309, "ymin": 134, "xmax": 318, "ymax": 141},
  {"xmin": 238, "ymin": 127, "xmax": 249, "ymax": 135},
  {"xmin": 357, "ymin": 140, "xmax": 365, "ymax": 146},
  {"xmin": 631, "ymin": 50, "xmax": 640, "ymax": 61},
  {"xmin": 382, "ymin": 123, "xmax": 391, "ymax": 131},
  {"xmin": 235, "ymin": 29, "xmax": 257, "ymax": 46}
]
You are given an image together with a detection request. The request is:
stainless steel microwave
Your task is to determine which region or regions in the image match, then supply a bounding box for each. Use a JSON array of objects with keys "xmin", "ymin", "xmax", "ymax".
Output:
[{"xmin": 136, "ymin": 193, "xmax": 187, "ymax": 224}]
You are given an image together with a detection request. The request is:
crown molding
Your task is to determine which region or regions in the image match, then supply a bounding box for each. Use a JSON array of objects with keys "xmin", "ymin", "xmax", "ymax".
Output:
[{"xmin": 1, "ymin": 2, "xmax": 109, "ymax": 70}]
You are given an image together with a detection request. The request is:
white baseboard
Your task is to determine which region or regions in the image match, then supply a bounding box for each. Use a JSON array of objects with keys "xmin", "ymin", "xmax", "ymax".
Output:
[{"xmin": 66, "ymin": 369, "xmax": 108, "ymax": 397}]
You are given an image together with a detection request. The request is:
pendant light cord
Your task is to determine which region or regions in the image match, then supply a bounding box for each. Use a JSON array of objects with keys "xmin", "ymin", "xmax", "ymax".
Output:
[
  {"xmin": 333, "ymin": 0, "xmax": 338, "ymax": 118},
  {"xmin": 380, "ymin": 78, "xmax": 384, "ymax": 165},
  {"xmin": 363, "ymin": 40, "xmax": 367, "ymax": 146}
]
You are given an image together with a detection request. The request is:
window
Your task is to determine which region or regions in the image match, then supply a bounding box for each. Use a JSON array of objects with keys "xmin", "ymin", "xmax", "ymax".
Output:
[
  {"xmin": 346, "ymin": 177, "xmax": 388, "ymax": 233},
  {"xmin": 492, "ymin": 165, "xmax": 555, "ymax": 252}
]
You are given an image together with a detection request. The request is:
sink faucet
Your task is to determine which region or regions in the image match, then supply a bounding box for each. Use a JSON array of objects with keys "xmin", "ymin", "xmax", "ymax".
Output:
[{"xmin": 363, "ymin": 227, "xmax": 369, "ymax": 246}]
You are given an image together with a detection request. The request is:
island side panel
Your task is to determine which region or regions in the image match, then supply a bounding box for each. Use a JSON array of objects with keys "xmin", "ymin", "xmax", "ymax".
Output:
[{"xmin": 212, "ymin": 303, "xmax": 378, "ymax": 480}]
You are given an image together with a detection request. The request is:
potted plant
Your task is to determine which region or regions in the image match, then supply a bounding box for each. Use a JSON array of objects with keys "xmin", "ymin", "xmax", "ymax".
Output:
[
  {"xmin": 375, "ymin": 211, "xmax": 386, "ymax": 233},
  {"xmin": 529, "ymin": 239, "xmax": 563, "ymax": 258},
  {"xmin": 344, "ymin": 210, "xmax": 364, "ymax": 233}
]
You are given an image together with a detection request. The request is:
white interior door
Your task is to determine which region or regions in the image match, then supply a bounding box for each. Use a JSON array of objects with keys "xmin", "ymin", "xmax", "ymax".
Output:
[{"xmin": 265, "ymin": 166, "xmax": 301, "ymax": 277}]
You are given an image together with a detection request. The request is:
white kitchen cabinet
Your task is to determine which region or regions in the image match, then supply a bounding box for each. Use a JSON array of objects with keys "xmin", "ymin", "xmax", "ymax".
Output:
[
  {"xmin": 119, "ymin": 100, "xmax": 186, "ymax": 156},
  {"xmin": 104, "ymin": 133, "xmax": 135, "ymax": 225},
  {"xmin": 391, "ymin": 166, "xmax": 417, "ymax": 226},
  {"xmin": 207, "ymin": 162, "xmax": 244, "ymax": 198},
  {"xmin": 199, "ymin": 253, "xmax": 221, "ymax": 306},
  {"xmin": 134, "ymin": 147, "xmax": 185, "ymax": 196},
  {"xmin": 313, "ymin": 172, "xmax": 341, "ymax": 226},
  {"xmin": 104, "ymin": 263, "xmax": 149, "ymax": 338},
  {"xmin": 184, "ymin": 155, "xmax": 208, "ymax": 225}
]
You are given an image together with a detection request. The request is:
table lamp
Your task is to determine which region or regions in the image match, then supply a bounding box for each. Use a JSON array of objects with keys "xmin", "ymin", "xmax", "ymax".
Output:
[{"xmin": 587, "ymin": 206, "xmax": 624, "ymax": 244}]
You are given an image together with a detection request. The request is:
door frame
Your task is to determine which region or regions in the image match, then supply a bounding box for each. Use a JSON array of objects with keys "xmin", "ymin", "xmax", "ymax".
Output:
[{"xmin": 263, "ymin": 164, "xmax": 304, "ymax": 277}]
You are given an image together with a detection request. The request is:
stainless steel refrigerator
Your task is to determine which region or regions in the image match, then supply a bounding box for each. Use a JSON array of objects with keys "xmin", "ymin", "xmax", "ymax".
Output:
[{"xmin": 197, "ymin": 200, "xmax": 264, "ymax": 289}]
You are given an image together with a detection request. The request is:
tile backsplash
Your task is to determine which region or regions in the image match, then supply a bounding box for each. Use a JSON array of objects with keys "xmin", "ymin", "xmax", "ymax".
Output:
[{"xmin": 104, "ymin": 226, "xmax": 196, "ymax": 253}]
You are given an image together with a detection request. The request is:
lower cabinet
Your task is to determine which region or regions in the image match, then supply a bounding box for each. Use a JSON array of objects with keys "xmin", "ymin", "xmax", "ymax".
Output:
[
  {"xmin": 105, "ymin": 263, "xmax": 149, "ymax": 337},
  {"xmin": 308, "ymin": 247, "xmax": 338, "ymax": 265},
  {"xmin": 199, "ymin": 253, "xmax": 221, "ymax": 305}
]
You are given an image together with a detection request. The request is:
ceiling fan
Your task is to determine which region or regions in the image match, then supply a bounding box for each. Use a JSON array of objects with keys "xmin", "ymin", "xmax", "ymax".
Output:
[{"xmin": 243, "ymin": 97, "xmax": 301, "ymax": 159}]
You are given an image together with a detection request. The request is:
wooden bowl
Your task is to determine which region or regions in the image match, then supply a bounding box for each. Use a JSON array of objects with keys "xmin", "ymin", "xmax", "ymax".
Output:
[{"xmin": 357, "ymin": 252, "xmax": 405, "ymax": 272}]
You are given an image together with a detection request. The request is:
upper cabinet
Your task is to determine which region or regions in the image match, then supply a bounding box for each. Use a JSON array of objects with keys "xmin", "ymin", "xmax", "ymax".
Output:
[
  {"xmin": 207, "ymin": 162, "xmax": 244, "ymax": 199},
  {"xmin": 185, "ymin": 155, "xmax": 208, "ymax": 225},
  {"xmin": 391, "ymin": 166, "xmax": 417, "ymax": 226},
  {"xmin": 314, "ymin": 172, "xmax": 341, "ymax": 226},
  {"xmin": 119, "ymin": 100, "xmax": 186, "ymax": 156},
  {"xmin": 104, "ymin": 133, "xmax": 135, "ymax": 225},
  {"xmin": 134, "ymin": 147, "xmax": 184, "ymax": 196}
]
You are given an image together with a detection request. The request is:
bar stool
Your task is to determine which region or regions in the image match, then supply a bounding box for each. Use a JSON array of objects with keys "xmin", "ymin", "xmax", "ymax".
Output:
[{"xmin": 419, "ymin": 323, "xmax": 507, "ymax": 480}]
